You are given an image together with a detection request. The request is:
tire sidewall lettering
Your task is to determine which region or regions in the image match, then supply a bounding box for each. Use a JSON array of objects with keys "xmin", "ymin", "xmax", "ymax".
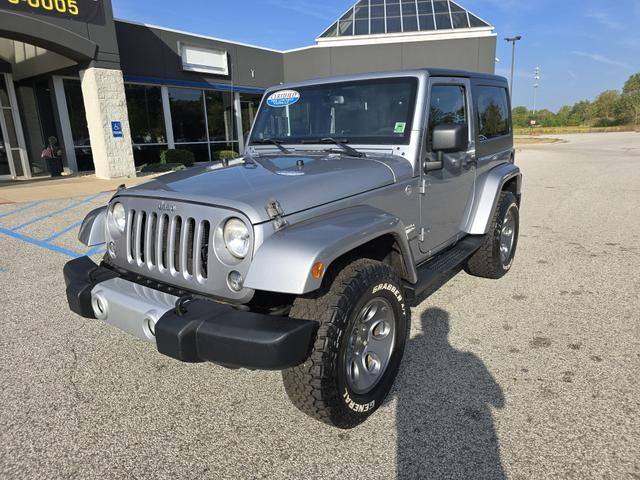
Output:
[
  {"xmin": 372, "ymin": 282, "xmax": 406, "ymax": 316},
  {"xmin": 343, "ymin": 388, "xmax": 375, "ymax": 413}
]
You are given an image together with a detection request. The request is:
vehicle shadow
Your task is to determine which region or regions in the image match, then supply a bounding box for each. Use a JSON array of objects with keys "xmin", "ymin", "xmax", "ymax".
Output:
[{"xmin": 395, "ymin": 307, "xmax": 506, "ymax": 479}]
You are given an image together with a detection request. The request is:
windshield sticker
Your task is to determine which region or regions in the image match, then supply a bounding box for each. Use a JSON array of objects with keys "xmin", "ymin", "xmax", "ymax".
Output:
[
  {"xmin": 267, "ymin": 90, "xmax": 301, "ymax": 108},
  {"xmin": 394, "ymin": 122, "xmax": 407, "ymax": 134}
]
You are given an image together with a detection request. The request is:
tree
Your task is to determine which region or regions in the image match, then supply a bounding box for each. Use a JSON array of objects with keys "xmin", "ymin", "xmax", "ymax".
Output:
[
  {"xmin": 511, "ymin": 106, "xmax": 530, "ymax": 128},
  {"xmin": 592, "ymin": 90, "xmax": 621, "ymax": 124},
  {"xmin": 571, "ymin": 101, "xmax": 594, "ymax": 125},
  {"xmin": 620, "ymin": 73, "xmax": 640, "ymax": 125},
  {"xmin": 555, "ymin": 106, "xmax": 573, "ymax": 126}
]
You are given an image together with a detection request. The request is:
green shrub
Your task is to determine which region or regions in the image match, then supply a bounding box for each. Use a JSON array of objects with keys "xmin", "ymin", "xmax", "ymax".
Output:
[
  {"xmin": 212, "ymin": 150, "xmax": 240, "ymax": 161},
  {"xmin": 140, "ymin": 162, "xmax": 186, "ymax": 173},
  {"xmin": 160, "ymin": 149, "xmax": 195, "ymax": 167}
]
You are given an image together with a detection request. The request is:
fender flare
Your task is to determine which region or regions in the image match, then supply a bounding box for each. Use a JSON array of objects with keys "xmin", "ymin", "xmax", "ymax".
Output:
[
  {"xmin": 464, "ymin": 163, "xmax": 522, "ymax": 235},
  {"xmin": 244, "ymin": 205, "xmax": 418, "ymax": 295},
  {"xmin": 78, "ymin": 206, "xmax": 107, "ymax": 247}
]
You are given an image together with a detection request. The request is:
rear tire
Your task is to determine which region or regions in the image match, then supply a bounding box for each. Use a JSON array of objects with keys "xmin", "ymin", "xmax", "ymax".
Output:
[
  {"xmin": 282, "ymin": 259, "xmax": 410, "ymax": 429},
  {"xmin": 465, "ymin": 191, "xmax": 520, "ymax": 279}
]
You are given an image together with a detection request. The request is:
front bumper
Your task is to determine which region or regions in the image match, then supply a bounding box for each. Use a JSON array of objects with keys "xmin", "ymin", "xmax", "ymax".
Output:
[{"xmin": 63, "ymin": 257, "xmax": 317, "ymax": 370}]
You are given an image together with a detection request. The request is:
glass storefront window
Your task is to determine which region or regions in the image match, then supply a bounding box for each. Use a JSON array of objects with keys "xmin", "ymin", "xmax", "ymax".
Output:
[
  {"xmin": 211, "ymin": 142, "xmax": 240, "ymax": 161},
  {"xmin": 2, "ymin": 109, "xmax": 18, "ymax": 147},
  {"xmin": 0, "ymin": 75, "xmax": 10, "ymax": 108},
  {"xmin": 132, "ymin": 144, "xmax": 168, "ymax": 166},
  {"xmin": 125, "ymin": 84, "xmax": 166, "ymax": 145},
  {"xmin": 63, "ymin": 79, "xmax": 90, "ymax": 147},
  {"xmin": 169, "ymin": 87, "xmax": 207, "ymax": 143},
  {"xmin": 175, "ymin": 143, "xmax": 210, "ymax": 162},
  {"xmin": 205, "ymin": 91, "xmax": 236, "ymax": 143},
  {"xmin": 240, "ymin": 93, "xmax": 262, "ymax": 135},
  {"xmin": 63, "ymin": 79, "xmax": 94, "ymax": 171},
  {"xmin": 0, "ymin": 128, "xmax": 10, "ymax": 176},
  {"xmin": 74, "ymin": 147, "xmax": 94, "ymax": 172}
]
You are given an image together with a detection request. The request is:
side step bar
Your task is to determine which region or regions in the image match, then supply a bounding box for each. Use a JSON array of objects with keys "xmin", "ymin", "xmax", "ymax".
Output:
[{"xmin": 405, "ymin": 235, "xmax": 486, "ymax": 306}]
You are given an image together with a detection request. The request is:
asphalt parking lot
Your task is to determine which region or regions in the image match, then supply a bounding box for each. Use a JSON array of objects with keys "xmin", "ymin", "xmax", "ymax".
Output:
[{"xmin": 0, "ymin": 132, "xmax": 638, "ymax": 480}]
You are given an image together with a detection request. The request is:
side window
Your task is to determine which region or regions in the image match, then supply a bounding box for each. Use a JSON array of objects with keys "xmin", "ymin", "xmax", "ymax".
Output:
[
  {"xmin": 476, "ymin": 86, "xmax": 510, "ymax": 140},
  {"xmin": 428, "ymin": 85, "xmax": 467, "ymax": 145}
]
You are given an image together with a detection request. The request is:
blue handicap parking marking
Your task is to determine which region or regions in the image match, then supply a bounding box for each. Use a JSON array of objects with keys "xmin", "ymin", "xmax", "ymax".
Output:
[
  {"xmin": 44, "ymin": 220, "xmax": 84, "ymax": 242},
  {"xmin": 11, "ymin": 192, "xmax": 108, "ymax": 231},
  {"xmin": 0, "ymin": 192, "xmax": 112, "ymax": 259},
  {"xmin": 0, "ymin": 225, "xmax": 83, "ymax": 258},
  {"xmin": 0, "ymin": 200, "xmax": 46, "ymax": 220}
]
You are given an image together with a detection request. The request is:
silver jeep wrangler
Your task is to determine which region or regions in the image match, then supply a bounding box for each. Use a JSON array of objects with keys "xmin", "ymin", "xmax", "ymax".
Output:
[{"xmin": 64, "ymin": 69, "xmax": 521, "ymax": 429}]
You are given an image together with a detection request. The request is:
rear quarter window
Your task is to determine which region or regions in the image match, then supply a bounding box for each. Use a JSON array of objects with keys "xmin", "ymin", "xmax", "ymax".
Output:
[{"xmin": 475, "ymin": 86, "xmax": 511, "ymax": 140}]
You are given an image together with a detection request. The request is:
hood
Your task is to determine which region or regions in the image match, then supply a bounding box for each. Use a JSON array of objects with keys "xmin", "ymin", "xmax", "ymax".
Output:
[{"xmin": 122, "ymin": 153, "xmax": 410, "ymax": 224}]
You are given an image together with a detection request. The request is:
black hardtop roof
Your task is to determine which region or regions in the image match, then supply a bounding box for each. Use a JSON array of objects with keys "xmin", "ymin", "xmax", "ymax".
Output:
[{"xmin": 424, "ymin": 68, "xmax": 507, "ymax": 83}]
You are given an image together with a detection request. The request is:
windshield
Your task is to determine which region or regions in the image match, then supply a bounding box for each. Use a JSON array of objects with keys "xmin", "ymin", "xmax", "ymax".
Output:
[{"xmin": 250, "ymin": 77, "xmax": 418, "ymax": 146}]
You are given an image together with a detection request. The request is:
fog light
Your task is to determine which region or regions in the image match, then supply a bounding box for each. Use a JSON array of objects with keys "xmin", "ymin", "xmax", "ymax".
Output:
[
  {"xmin": 92, "ymin": 294, "xmax": 108, "ymax": 320},
  {"xmin": 228, "ymin": 271, "xmax": 244, "ymax": 292},
  {"xmin": 107, "ymin": 241, "xmax": 117, "ymax": 258}
]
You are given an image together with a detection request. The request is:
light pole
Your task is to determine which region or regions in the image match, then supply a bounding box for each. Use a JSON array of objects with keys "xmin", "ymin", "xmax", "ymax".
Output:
[{"xmin": 504, "ymin": 36, "xmax": 522, "ymax": 99}]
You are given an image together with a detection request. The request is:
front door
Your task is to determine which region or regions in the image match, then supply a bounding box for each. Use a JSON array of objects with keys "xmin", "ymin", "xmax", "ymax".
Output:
[
  {"xmin": 0, "ymin": 118, "xmax": 15, "ymax": 179},
  {"xmin": 0, "ymin": 73, "xmax": 28, "ymax": 179},
  {"xmin": 419, "ymin": 78, "xmax": 476, "ymax": 255}
]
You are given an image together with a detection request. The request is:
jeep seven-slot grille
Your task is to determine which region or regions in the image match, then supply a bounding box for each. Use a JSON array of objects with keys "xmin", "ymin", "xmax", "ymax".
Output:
[{"xmin": 126, "ymin": 209, "xmax": 210, "ymax": 281}]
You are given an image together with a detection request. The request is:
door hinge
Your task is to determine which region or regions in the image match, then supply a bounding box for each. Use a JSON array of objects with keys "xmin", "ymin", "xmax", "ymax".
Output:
[{"xmin": 419, "ymin": 227, "xmax": 429, "ymax": 242}]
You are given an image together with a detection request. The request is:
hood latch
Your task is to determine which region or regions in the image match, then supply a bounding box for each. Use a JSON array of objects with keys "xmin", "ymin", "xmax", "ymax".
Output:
[{"xmin": 265, "ymin": 199, "xmax": 288, "ymax": 231}]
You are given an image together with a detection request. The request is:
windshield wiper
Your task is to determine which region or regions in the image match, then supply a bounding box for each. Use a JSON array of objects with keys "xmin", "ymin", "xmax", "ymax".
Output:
[
  {"xmin": 253, "ymin": 138, "xmax": 292, "ymax": 154},
  {"xmin": 320, "ymin": 138, "xmax": 366, "ymax": 158}
]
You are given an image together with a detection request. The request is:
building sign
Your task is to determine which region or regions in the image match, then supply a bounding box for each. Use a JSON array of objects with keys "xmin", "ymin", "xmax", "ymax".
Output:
[
  {"xmin": 2, "ymin": 0, "xmax": 105, "ymax": 25},
  {"xmin": 111, "ymin": 121, "xmax": 123, "ymax": 138}
]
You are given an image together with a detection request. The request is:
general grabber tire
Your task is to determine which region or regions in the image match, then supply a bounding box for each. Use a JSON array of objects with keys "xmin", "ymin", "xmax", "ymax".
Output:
[
  {"xmin": 465, "ymin": 191, "xmax": 520, "ymax": 279},
  {"xmin": 282, "ymin": 259, "xmax": 410, "ymax": 429}
]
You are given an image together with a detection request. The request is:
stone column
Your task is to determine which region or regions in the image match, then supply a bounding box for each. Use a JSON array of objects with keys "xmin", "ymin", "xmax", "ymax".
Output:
[{"xmin": 80, "ymin": 67, "xmax": 136, "ymax": 179}]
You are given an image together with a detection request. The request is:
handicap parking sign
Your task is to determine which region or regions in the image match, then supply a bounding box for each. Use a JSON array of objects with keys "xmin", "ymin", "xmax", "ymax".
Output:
[{"xmin": 111, "ymin": 121, "xmax": 123, "ymax": 138}]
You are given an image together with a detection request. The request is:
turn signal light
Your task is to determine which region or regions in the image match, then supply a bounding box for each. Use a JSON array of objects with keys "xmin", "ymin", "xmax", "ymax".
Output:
[{"xmin": 311, "ymin": 262, "xmax": 325, "ymax": 280}]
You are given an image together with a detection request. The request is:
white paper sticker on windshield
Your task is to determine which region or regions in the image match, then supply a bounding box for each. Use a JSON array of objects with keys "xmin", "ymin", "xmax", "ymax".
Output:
[
  {"xmin": 266, "ymin": 90, "xmax": 301, "ymax": 108},
  {"xmin": 394, "ymin": 122, "xmax": 407, "ymax": 134}
]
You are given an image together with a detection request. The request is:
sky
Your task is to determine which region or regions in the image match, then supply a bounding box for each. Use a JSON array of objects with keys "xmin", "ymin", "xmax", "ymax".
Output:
[{"xmin": 112, "ymin": 0, "xmax": 640, "ymax": 111}]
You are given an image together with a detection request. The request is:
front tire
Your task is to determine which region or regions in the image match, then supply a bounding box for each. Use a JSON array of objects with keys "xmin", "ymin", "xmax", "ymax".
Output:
[
  {"xmin": 282, "ymin": 259, "xmax": 410, "ymax": 429},
  {"xmin": 465, "ymin": 191, "xmax": 520, "ymax": 279}
]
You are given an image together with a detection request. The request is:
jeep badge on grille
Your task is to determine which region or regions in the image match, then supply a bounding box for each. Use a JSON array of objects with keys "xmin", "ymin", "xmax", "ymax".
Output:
[{"xmin": 158, "ymin": 201, "xmax": 176, "ymax": 212}]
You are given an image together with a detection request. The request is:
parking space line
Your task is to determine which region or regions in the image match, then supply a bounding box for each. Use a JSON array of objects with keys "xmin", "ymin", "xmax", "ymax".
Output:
[
  {"xmin": 11, "ymin": 193, "xmax": 108, "ymax": 232},
  {"xmin": 0, "ymin": 200, "xmax": 46, "ymax": 220},
  {"xmin": 0, "ymin": 226, "xmax": 82, "ymax": 258},
  {"xmin": 44, "ymin": 220, "xmax": 84, "ymax": 242}
]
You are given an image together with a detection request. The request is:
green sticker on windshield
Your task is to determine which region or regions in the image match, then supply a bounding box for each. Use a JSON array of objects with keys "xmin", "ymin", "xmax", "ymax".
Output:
[{"xmin": 394, "ymin": 122, "xmax": 407, "ymax": 134}]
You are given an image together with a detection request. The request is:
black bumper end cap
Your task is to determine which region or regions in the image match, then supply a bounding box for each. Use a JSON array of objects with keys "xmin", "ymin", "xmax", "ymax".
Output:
[
  {"xmin": 155, "ymin": 299, "xmax": 318, "ymax": 370},
  {"xmin": 63, "ymin": 256, "xmax": 118, "ymax": 319}
]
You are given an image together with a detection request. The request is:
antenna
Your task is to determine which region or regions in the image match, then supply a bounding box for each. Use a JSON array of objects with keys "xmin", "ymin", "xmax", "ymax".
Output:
[{"xmin": 533, "ymin": 67, "xmax": 540, "ymax": 117}]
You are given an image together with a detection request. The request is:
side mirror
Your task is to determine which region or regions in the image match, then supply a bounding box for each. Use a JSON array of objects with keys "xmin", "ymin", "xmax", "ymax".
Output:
[
  {"xmin": 424, "ymin": 123, "xmax": 469, "ymax": 173},
  {"xmin": 432, "ymin": 123, "xmax": 468, "ymax": 152}
]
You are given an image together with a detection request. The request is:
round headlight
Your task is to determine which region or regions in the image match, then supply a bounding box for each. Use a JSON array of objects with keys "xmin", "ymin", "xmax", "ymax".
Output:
[
  {"xmin": 110, "ymin": 202, "xmax": 126, "ymax": 233},
  {"xmin": 223, "ymin": 218, "xmax": 251, "ymax": 259}
]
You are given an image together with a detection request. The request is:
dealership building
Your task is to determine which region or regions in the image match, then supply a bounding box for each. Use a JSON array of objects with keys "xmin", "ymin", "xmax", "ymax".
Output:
[{"xmin": 0, "ymin": 0, "xmax": 496, "ymax": 180}]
